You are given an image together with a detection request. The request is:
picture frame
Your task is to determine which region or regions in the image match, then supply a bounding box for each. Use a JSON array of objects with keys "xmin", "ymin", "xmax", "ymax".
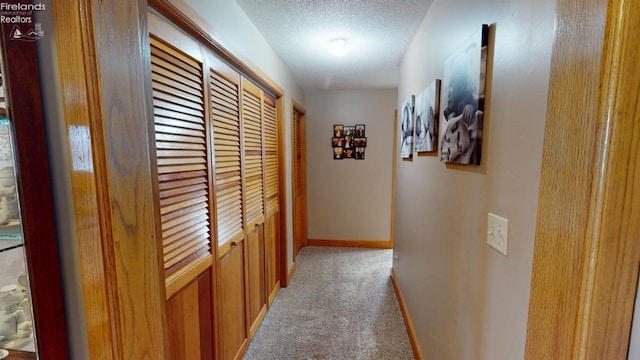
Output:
[
  {"xmin": 354, "ymin": 137, "xmax": 367, "ymax": 147},
  {"xmin": 333, "ymin": 124, "xmax": 343, "ymax": 137},
  {"xmin": 343, "ymin": 148, "xmax": 355, "ymax": 159},
  {"xmin": 343, "ymin": 126, "xmax": 355, "ymax": 137},
  {"xmin": 331, "ymin": 123, "xmax": 367, "ymax": 160},
  {"xmin": 344, "ymin": 136, "xmax": 354, "ymax": 149}
]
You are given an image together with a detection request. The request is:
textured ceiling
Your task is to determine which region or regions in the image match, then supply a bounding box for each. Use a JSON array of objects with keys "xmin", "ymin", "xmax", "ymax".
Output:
[{"xmin": 235, "ymin": 0, "xmax": 432, "ymax": 91}]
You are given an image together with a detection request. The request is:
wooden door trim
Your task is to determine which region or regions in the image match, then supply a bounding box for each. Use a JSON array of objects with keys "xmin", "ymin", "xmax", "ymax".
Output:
[
  {"xmin": 276, "ymin": 96, "xmax": 289, "ymax": 287},
  {"xmin": 291, "ymin": 100, "xmax": 307, "ymax": 260},
  {"xmin": 525, "ymin": 0, "xmax": 640, "ymax": 358},
  {"xmin": 148, "ymin": 0, "xmax": 284, "ymax": 99},
  {"xmin": 0, "ymin": 3, "xmax": 70, "ymax": 356},
  {"xmin": 390, "ymin": 110, "xmax": 398, "ymax": 246},
  {"xmin": 52, "ymin": 1, "xmax": 166, "ymax": 358}
]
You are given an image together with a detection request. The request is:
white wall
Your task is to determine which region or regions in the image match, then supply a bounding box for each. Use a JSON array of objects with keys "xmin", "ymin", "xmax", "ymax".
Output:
[
  {"xmin": 185, "ymin": 0, "xmax": 304, "ymax": 268},
  {"xmin": 394, "ymin": 0, "xmax": 555, "ymax": 359},
  {"xmin": 306, "ymin": 89, "xmax": 396, "ymax": 242}
]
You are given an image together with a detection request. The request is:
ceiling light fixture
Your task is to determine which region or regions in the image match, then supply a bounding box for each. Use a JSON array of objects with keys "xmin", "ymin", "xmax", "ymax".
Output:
[{"xmin": 328, "ymin": 38, "xmax": 349, "ymax": 57}]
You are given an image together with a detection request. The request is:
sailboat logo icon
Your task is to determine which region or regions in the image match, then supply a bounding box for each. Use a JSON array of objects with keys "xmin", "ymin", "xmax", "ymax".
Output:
[
  {"xmin": 9, "ymin": 24, "xmax": 44, "ymax": 42},
  {"xmin": 11, "ymin": 27, "xmax": 22, "ymax": 38}
]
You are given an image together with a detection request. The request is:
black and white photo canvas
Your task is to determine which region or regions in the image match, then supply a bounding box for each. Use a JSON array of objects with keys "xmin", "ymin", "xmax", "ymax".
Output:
[
  {"xmin": 400, "ymin": 95, "xmax": 415, "ymax": 159},
  {"xmin": 414, "ymin": 79, "xmax": 441, "ymax": 152},
  {"xmin": 439, "ymin": 24, "xmax": 489, "ymax": 165}
]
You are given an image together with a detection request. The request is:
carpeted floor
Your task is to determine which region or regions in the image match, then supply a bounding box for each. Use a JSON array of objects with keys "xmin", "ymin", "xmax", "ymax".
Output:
[{"xmin": 243, "ymin": 246, "xmax": 414, "ymax": 360}]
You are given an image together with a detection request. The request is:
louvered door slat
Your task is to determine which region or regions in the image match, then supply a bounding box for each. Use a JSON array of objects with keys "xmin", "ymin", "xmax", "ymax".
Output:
[
  {"xmin": 155, "ymin": 108, "xmax": 203, "ymax": 125},
  {"xmin": 242, "ymin": 85, "xmax": 264, "ymax": 227},
  {"xmin": 263, "ymin": 96, "xmax": 279, "ymax": 216},
  {"xmin": 211, "ymin": 70, "xmax": 244, "ymax": 246},
  {"xmin": 152, "ymin": 72, "xmax": 202, "ymax": 98},
  {"xmin": 155, "ymin": 117, "xmax": 205, "ymax": 132},
  {"xmin": 150, "ymin": 36, "xmax": 211, "ymax": 276}
]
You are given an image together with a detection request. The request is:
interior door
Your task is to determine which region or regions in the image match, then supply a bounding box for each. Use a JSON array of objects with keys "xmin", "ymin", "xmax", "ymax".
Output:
[{"xmin": 292, "ymin": 105, "xmax": 307, "ymax": 257}]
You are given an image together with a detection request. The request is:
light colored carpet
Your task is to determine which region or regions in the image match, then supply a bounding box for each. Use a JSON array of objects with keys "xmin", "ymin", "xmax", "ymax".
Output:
[{"xmin": 243, "ymin": 246, "xmax": 414, "ymax": 360}]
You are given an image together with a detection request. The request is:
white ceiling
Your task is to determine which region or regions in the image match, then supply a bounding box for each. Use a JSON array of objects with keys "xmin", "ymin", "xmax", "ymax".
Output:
[{"xmin": 235, "ymin": 0, "xmax": 433, "ymax": 92}]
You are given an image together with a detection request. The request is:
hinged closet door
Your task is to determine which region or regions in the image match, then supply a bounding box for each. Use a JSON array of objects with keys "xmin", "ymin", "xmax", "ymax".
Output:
[
  {"xmin": 241, "ymin": 80, "xmax": 265, "ymax": 231},
  {"xmin": 209, "ymin": 56, "xmax": 250, "ymax": 360},
  {"xmin": 240, "ymin": 79, "xmax": 268, "ymax": 338},
  {"xmin": 263, "ymin": 94, "xmax": 280, "ymax": 304},
  {"xmin": 148, "ymin": 13, "xmax": 215, "ymax": 359}
]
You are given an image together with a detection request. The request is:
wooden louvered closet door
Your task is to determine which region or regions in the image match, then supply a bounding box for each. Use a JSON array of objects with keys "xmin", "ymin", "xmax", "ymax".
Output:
[
  {"xmin": 241, "ymin": 80, "xmax": 265, "ymax": 230},
  {"xmin": 263, "ymin": 94, "xmax": 280, "ymax": 305},
  {"xmin": 263, "ymin": 95, "xmax": 279, "ymax": 218},
  {"xmin": 150, "ymin": 35, "xmax": 211, "ymax": 281},
  {"xmin": 210, "ymin": 62, "xmax": 244, "ymax": 253},
  {"xmin": 148, "ymin": 16, "xmax": 215, "ymax": 360},
  {"xmin": 209, "ymin": 56, "xmax": 250, "ymax": 360},
  {"xmin": 241, "ymin": 80, "xmax": 268, "ymax": 338},
  {"xmin": 149, "ymin": 12, "xmax": 285, "ymax": 360}
]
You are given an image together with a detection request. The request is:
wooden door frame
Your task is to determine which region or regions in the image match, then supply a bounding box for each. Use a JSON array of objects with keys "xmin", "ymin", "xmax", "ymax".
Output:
[
  {"xmin": 525, "ymin": 0, "xmax": 640, "ymax": 358},
  {"xmin": 390, "ymin": 110, "xmax": 398, "ymax": 246},
  {"xmin": 291, "ymin": 100, "xmax": 307, "ymax": 260},
  {"xmin": 0, "ymin": 4, "xmax": 69, "ymax": 357},
  {"xmin": 52, "ymin": 0, "xmax": 167, "ymax": 358}
]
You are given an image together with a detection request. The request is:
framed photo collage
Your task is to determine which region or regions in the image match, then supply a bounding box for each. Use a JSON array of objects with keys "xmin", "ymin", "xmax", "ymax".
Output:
[{"xmin": 332, "ymin": 124, "xmax": 366, "ymax": 160}]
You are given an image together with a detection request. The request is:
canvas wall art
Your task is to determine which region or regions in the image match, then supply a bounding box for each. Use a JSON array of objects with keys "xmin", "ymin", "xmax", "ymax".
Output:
[
  {"xmin": 414, "ymin": 79, "xmax": 441, "ymax": 153},
  {"xmin": 439, "ymin": 24, "xmax": 489, "ymax": 165},
  {"xmin": 400, "ymin": 95, "xmax": 415, "ymax": 159}
]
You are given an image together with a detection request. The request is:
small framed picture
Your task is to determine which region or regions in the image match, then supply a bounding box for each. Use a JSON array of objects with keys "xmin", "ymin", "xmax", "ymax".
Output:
[
  {"xmin": 333, "ymin": 124, "xmax": 343, "ymax": 137},
  {"xmin": 355, "ymin": 124, "xmax": 366, "ymax": 137},
  {"xmin": 343, "ymin": 148, "xmax": 355, "ymax": 159},
  {"xmin": 343, "ymin": 126, "xmax": 355, "ymax": 137},
  {"xmin": 332, "ymin": 137, "xmax": 344, "ymax": 147},
  {"xmin": 333, "ymin": 147, "xmax": 344, "ymax": 159},
  {"xmin": 355, "ymin": 147, "xmax": 365, "ymax": 160},
  {"xmin": 344, "ymin": 136, "xmax": 354, "ymax": 149},
  {"xmin": 354, "ymin": 137, "xmax": 367, "ymax": 147}
]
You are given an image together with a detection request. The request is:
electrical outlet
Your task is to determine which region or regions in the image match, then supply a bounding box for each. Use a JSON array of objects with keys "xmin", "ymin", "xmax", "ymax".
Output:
[{"xmin": 487, "ymin": 213, "xmax": 508, "ymax": 256}]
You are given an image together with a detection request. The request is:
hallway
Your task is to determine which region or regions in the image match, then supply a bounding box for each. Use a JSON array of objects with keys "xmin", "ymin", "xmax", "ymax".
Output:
[{"xmin": 244, "ymin": 247, "xmax": 413, "ymax": 359}]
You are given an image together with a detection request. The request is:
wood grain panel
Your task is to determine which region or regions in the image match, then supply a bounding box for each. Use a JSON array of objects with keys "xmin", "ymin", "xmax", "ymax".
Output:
[
  {"xmin": 525, "ymin": 0, "xmax": 640, "ymax": 358},
  {"xmin": 166, "ymin": 270, "xmax": 214, "ymax": 360},
  {"xmin": 219, "ymin": 242, "xmax": 248, "ymax": 360},
  {"xmin": 53, "ymin": 1, "xmax": 166, "ymax": 358},
  {"xmin": 246, "ymin": 226, "xmax": 267, "ymax": 338},
  {"xmin": 264, "ymin": 214, "xmax": 281, "ymax": 306},
  {"xmin": 150, "ymin": 35, "xmax": 212, "ymax": 276}
]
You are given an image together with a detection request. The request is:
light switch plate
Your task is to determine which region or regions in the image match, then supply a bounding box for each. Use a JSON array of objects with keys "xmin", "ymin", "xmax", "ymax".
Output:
[{"xmin": 487, "ymin": 213, "xmax": 508, "ymax": 255}]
